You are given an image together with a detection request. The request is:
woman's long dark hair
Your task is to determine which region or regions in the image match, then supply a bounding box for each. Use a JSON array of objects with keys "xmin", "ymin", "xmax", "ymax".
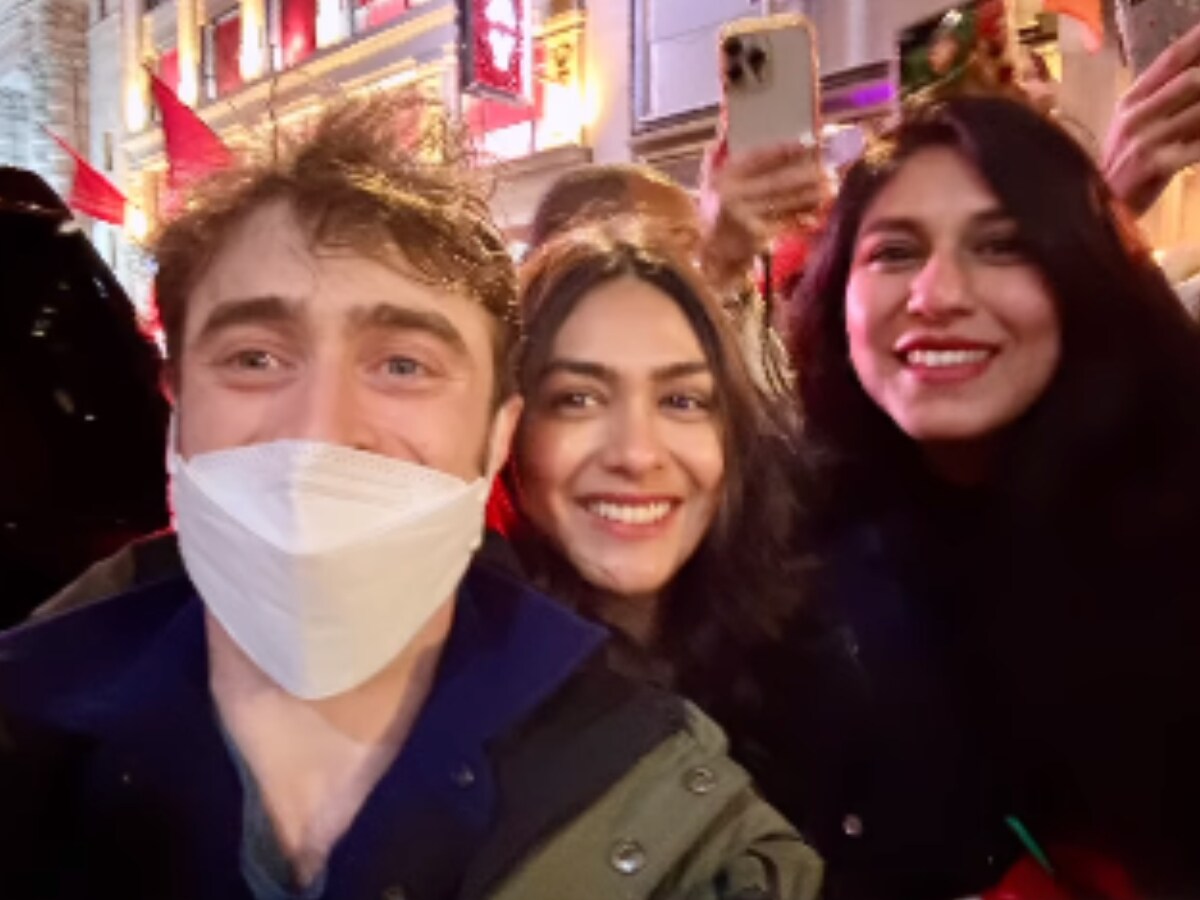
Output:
[
  {"xmin": 793, "ymin": 97, "xmax": 1200, "ymax": 885},
  {"xmin": 508, "ymin": 217, "xmax": 810, "ymax": 718}
]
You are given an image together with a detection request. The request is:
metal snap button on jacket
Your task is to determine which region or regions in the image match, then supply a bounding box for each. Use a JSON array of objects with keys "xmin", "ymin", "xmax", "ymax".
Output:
[
  {"xmin": 684, "ymin": 765, "xmax": 718, "ymax": 795},
  {"xmin": 842, "ymin": 813, "xmax": 864, "ymax": 837},
  {"xmin": 450, "ymin": 763, "xmax": 476, "ymax": 788},
  {"xmin": 609, "ymin": 839, "xmax": 647, "ymax": 875}
]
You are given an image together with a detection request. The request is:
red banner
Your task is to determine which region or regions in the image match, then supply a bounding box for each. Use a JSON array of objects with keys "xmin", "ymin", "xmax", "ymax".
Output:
[
  {"xmin": 214, "ymin": 13, "xmax": 243, "ymax": 97},
  {"xmin": 459, "ymin": 0, "xmax": 530, "ymax": 103},
  {"xmin": 281, "ymin": 0, "xmax": 316, "ymax": 67},
  {"xmin": 467, "ymin": 41, "xmax": 543, "ymax": 134},
  {"xmin": 147, "ymin": 70, "xmax": 233, "ymax": 199},
  {"xmin": 358, "ymin": 0, "xmax": 408, "ymax": 31},
  {"xmin": 47, "ymin": 131, "xmax": 127, "ymax": 225}
]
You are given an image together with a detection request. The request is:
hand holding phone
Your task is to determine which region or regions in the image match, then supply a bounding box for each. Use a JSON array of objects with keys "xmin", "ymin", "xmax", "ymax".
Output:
[
  {"xmin": 699, "ymin": 138, "xmax": 826, "ymax": 289},
  {"xmin": 1102, "ymin": 18, "xmax": 1200, "ymax": 215}
]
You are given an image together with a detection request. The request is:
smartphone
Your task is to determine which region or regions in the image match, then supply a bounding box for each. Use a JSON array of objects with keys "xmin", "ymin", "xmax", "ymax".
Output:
[
  {"xmin": 897, "ymin": 0, "xmax": 1016, "ymax": 103},
  {"xmin": 1115, "ymin": 0, "xmax": 1200, "ymax": 75},
  {"xmin": 718, "ymin": 14, "xmax": 820, "ymax": 158}
]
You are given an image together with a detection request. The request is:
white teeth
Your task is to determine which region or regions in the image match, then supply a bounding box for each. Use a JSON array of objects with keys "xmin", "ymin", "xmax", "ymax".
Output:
[
  {"xmin": 905, "ymin": 349, "xmax": 991, "ymax": 368},
  {"xmin": 587, "ymin": 501, "xmax": 673, "ymax": 525}
]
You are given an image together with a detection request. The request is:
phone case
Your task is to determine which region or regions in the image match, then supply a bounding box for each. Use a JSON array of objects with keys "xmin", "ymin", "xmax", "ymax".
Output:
[
  {"xmin": 1115, "ymin": 0, "xmax": 1200, "ymax": 75},
  {"xmin": 719, "ymin": 14, "xmax": 820, "ymax": 158}
]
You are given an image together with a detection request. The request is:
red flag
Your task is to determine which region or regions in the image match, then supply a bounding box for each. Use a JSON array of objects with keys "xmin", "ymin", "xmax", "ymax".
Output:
[
  {"xmin": 146, "ymin": 69, "xmax": 233, "ymax": 197},
  {"xmin": 1045, "ymin": 0, "xmax": 1104, "ymax": 51},
  {"xmin": 47, "ymin": 131, "xmax": 127, "ymax": 225}
]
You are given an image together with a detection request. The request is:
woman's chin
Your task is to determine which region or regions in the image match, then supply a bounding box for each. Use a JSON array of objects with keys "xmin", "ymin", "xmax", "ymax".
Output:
[{"xmin": 577, "ymin": 559, "xmax": 668, "ymax": 603}]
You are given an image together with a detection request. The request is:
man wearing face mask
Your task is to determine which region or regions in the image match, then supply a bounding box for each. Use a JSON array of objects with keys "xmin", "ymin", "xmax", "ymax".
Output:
[{"xmin": 0, "ymin": 95, "xmax": 821, "ymax": 900}]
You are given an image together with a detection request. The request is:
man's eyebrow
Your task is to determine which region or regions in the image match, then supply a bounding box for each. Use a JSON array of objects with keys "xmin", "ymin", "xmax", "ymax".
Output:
[
  {"xmin": 348, "ymin": 303, "xmax": 468, "ymax": 356},
  {"xmin": 194, "ymin": 296, "xmax": 302, "ymax": 346}
]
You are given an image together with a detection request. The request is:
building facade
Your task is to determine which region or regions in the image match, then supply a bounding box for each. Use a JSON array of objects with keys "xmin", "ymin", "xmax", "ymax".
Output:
[
  {"xmin": 75, "ymin": 0, "xmax": 1200, "ymax": 305},
  {"xmin": 0, "ymin": 0, "xmax": 89, "ymax": 196},
  {"xmin": 88, "ymin": 0, "xmax": 638, "ymax": 305}
]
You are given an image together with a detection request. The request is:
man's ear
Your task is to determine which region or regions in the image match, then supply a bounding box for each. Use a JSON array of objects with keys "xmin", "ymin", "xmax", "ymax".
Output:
[{"xmin": 485, "ymin": 394, "xmax": 524, "ymax": 478}]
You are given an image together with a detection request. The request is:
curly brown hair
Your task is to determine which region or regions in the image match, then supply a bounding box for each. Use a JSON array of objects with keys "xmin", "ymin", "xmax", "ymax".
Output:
[{"xmin": 152, "ymin": 92, "xmax": 519, "ymax": 397}]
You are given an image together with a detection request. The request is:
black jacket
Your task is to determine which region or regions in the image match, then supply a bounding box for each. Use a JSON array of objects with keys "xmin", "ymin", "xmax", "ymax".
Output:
[{"xmin": 759, "ymin": 508, "xmax": 1200, "ymax": 900}]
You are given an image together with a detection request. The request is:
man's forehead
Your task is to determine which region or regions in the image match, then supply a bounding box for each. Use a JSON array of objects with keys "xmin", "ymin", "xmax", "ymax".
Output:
[
  {"xmin": 198, "ymin": 200, "xmax": 317, "ymax": 298},
  {"xmin": 196, "ymin": 201, "xmax": 443, "ymax": 311},
  {"xmin": 220, "ymin": 198, "xmax": 306, "ymax": 254}
]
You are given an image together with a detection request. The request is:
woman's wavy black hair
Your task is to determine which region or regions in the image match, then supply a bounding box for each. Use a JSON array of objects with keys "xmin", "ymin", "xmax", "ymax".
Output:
[{"xmin": 507, "ymin": 216, "xmax": 810, "ymax": 716}]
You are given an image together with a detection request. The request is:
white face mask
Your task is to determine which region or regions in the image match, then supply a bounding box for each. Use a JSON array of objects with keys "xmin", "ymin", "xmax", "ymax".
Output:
[{"xmin": 170, "ymin": 439, "xmax": 489, "ymax": 700}]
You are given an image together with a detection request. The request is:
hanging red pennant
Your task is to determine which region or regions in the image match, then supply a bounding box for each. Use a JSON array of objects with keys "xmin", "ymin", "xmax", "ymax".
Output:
[
  {"xmin": 146, "ymin": 69, "xmax": 233, "ymax": 199},
  {"xmin": 46, "ymin": 131, "xmax": 127, "ymax": 225}
]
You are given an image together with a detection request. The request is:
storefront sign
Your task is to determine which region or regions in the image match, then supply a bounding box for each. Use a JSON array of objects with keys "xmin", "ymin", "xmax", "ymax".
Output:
[{"xmin": 458, "ymin": 0, "xmax": 530, "ymax": 103}]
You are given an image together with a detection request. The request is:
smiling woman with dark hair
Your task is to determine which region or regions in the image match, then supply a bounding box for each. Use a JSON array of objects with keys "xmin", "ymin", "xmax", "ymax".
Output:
[
  {"xmin": 500, "ymin": 215, "xmax": 815, "ymax": 747},
  {"xmin": 789, "ymin": 95, "xmax": 1200, "ymax": 898}
]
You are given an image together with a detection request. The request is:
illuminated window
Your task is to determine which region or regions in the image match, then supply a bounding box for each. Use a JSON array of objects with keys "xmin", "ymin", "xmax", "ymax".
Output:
[
  {"xmin": 204, "ymin": 10, "xmax": 243, "ymax": 99},
  {"xmin": 275, "ymin": 0, "xmax": 316, "ymax": 68}
]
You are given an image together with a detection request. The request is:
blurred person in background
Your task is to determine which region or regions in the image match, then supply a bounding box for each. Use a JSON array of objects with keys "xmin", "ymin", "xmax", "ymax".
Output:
[
  {"xmin": 0, "ymin": 167, "xmax": 168, "ymax": 627},
  {"xmin": 526, "ymin": 141, "xmax": 823, "ymax": 397},
  {"xmin": 789, "ymin": 94, "xmax": 1200, "ymax": 899}
]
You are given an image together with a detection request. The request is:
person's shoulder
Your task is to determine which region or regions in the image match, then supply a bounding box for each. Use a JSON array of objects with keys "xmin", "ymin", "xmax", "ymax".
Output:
[
  {"xmin": 0, "ymin": 574, "xmax": 195, "ymax": 892},
  {"xmin": 0, "ymin": 574, "xmax": 194, "ymax": 718},
  {"xmin": 31, "ymin": 531, "xmax": 183, "ymax": 623}
]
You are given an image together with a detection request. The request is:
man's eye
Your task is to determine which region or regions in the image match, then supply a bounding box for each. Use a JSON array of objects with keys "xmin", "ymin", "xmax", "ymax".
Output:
[
  {"xmin": 384, "ymin": 356, "xmax": 427, "ymax": 377},
  {"xmin": 224, "ymin": 350, "xmax": 280, "ymax": 371}
]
